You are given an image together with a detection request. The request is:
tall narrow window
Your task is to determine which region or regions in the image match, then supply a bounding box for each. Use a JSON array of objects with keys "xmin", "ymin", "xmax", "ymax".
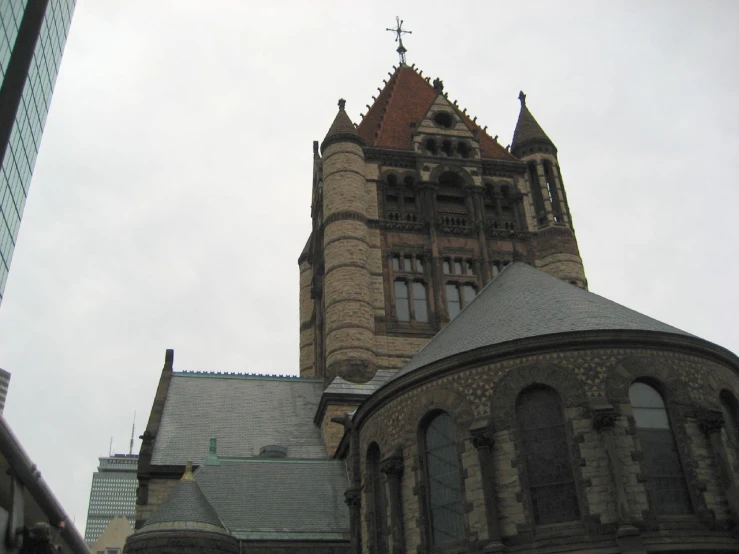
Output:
[
  {"xmin": 528, "ymin": 162, "xmax": 546, "ymax": 225},
  {"xmin": 367, "ymin": 443, "xmax": 388, "ymax": 554},
  {"xmin": 461, "ymin": 285, "xmax": 476, "ymax": 307},
  {"xmin": 443, "ymin": 260, "xmax": 451, "ymax": 274},
  {"xmin": 422, "ymin": 412, "xmax": 465, "ymax": 546},
  {"xmin": 629, "ymin": 382, "xmax": 692, "ymax": 515},
  {"xmin": 543, "ymin": 161, "xmax": 562, "ymax": 223},
  {"xmin": 516, "ymin": 386, "xmax": 579, "ymax": 525},
  {"xmin": 453, "ymin": 260, "xmax": 463, "ymax": 275},
  {"xmin": 391, "ymin": 255, "xmax": 400, "ymax": 271},
  {"xmin": 394, "ymin": 281, "xmax": 410, "ymax": 322},
  {"xmin": 413, "ymin": 282, "xmax": 428, "ymax": 323},
  {"xmin": 416, "ymin": 257, "xmax": 424, "ymax": 273},
  {"xmin": 720, "ymin": 391, "xmax": 739, "ymax": 448},
  {"xmin": 446, "ymin": 284, "xmax": 461, "ymax": 319},
  {"xmin": 403, "ymin": 255, "xmax": 413, "ymax": 272}
]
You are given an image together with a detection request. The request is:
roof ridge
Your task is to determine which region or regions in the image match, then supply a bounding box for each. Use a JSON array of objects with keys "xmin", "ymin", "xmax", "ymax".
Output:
[{"xmin": 175, "ymin": 370, "xmax": 315, "ymax": 381}]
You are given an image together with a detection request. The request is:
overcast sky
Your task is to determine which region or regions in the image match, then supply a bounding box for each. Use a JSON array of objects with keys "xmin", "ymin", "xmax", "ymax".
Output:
[{"xmin": 0, "ymin": 0, "xmax": 736, "ymax": 536}]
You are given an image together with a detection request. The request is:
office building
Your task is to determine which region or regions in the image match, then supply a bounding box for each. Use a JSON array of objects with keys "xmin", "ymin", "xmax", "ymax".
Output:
[
  {"xmin": 0, "ymin": 0, "xmax": 75, "ymax": 305},
  {"xmin": 84, "ymin": 454, "xmax": 138, "ymax": 546}
]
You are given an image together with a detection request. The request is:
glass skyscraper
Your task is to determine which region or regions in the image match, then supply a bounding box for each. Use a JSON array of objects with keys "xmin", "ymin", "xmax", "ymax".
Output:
[
  {"xmin": 85, "ymin": 454, "xmax": 139, "ymax": 545},
  {"xmin": 0, "ymin": 0, "xmax": 75, "ymax": 305}
]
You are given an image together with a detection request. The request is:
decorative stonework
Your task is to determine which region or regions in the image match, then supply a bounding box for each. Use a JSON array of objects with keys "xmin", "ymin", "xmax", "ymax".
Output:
[
  {"xmin": 471, "ymin": 427, "xmax": 495, "ymax": 450},
  {"xmin": 697, "ymin": 409, "xmax": 725, "ymax": 436}
]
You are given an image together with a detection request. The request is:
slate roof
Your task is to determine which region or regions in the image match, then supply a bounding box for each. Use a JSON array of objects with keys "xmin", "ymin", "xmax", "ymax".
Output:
[
  {"xmin": 324, "ymin": 369, "xmax": 395, "ymax": 396},
  {"xmin": 511, "ymin": 100, "xmax": 554, "ymax": 151},
  {"xmin": 151, "ymin": 374, "xmax": 326, "ymax": 465},
  {"xmin": 142, "ymin": 479, "xmax": 225, "ymax": 531},
  {"xmin": 356, "ymin": 65, "xmax": 516, "ymax": 161},
  {"xmin": 195, "ymin": 459, "xmax": 350, "ymax": 540},
  {"xmin": 390, "ymin": 262, "xmax": 693, "ymax": 382}
]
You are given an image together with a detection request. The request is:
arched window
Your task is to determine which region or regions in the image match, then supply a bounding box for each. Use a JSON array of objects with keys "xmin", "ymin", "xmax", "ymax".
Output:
[
  {"xmin": 421, "ymin": 412, "xmax": 465, "ymax": 546},
  {"xmin": 516, "ymin": 386, "xmax": 579, "ymax": 525},
  {"xmin": 366, "ymin": 443, "xmax": 387, "ymax": 553},
  {"xmin": 629, "ymin": 382, "xmax": 692, "ymax": 515},
  {"xmin": 720, "ymin": 390, "xmax": 739, "ymax": 448}
]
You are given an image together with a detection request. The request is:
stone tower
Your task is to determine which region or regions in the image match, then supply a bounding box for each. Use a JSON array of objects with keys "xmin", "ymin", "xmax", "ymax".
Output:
[
  {"xmin": 299, "ymin": 66, "xmax": 588, "ymax": 388},
  {"xmin": 512, "ymin": 91, "xmax": 586, "ymax": 287}
]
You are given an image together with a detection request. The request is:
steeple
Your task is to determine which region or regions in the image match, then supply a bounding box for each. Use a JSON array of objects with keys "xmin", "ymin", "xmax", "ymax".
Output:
[
  {"xmin": 321, "ymin": 98, "xmax": 363, "ymax": 153},
  {"xmin": 511, "ymin": 91, "xmax": 556, "ymax": 158}
]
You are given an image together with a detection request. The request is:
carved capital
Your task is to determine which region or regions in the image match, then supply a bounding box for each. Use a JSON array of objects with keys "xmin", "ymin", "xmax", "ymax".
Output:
[
  {"xmin": 592, "ymin": 407, "xmax": 617, "ymax": 433},
  {"xmin": 344, "ymin": 487, "xmax": 361, "ymax": 508},
  {"xmin": 471, "ymin": 427, "xmax": 495, "ymax": 450},
  {"xmin": 697, "ymin": 408, "xmax": 724, "ymax": 436},
  {"xmin": 380, "ymin": 452, "xmax": 404, "ymax": 478}
]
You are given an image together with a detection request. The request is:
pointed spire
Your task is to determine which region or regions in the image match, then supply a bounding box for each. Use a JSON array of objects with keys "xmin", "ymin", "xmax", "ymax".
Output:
[
  {"xmin": 321, "ymin": 98, "xmax": 365, "ymax": 153},
  {"xmin": 511, "ymin": 91, "xmax": 556, "ymax": 157}
]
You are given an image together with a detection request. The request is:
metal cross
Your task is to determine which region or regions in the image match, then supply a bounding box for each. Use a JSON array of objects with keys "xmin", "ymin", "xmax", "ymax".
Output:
[{"xmin": 386, "ymin": 16, "xmax": 412, "ymax": 66}]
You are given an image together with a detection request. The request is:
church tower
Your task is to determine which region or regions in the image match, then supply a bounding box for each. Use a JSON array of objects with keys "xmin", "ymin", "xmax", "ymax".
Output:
[{"xmin": 299, "ymin": 66, "xmax": 588, "ymax": 396}]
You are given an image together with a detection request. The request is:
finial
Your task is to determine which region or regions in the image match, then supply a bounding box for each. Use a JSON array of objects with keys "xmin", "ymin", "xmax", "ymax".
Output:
[
  {"xmin": 386, "ymin": 16, "xmax": 412, "ymax": 65},
  {"xmin": 493, "ymin": 134, "xmax": 498, "ymax": 141},
  {"xmin": 518, "ymin": 91, "xmax": 526, "ymax": 106},
  {"xmin": 419, "ymin": 69, "xmax": 423, "ymax": 76},
  {"xmin": 432, "ymin": 78, "xmax": 444, "ymax": 92},
  {"xmin": 338, "ymin": 98, "xmax": 346, "ymax": 110},
  {"xmin": 472, "ymin": 116, "xmax": 477, "ymax": 123},
  {"xmin": 182, "ymin": 461, "xmax": 194, "ymax": 480}
]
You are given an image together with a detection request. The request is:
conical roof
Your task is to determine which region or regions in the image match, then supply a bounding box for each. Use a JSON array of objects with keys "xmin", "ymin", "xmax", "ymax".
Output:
[
  {"xmin": 511, "ymin": 92, "xmax": 555, "ymax": 154},
  {"xmin": 141, "ymin": 478, "xmax": 226, "ymax": 532},
  {"xmin": 357, "ymin": 65, "xmax": 516, "ymax": 161},
  {"xmin": 389, "ymin": 262, "xmax": 695, "ymax": 382},
  {"xmin": 321, "ymin": 99, "xmax": 362, "ymax": 152}
]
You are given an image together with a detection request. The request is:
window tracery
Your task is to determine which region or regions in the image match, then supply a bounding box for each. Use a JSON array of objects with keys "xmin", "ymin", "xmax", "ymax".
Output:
[
  {"xmin": 629, "ymin": 381, "xmax": 692, "ymax": 515},
  {"xmin": 421, "ymin": 412, "xmax": 465, "ymax": 546},
  {"xmin": 516, "ymin": 386, "xmax": 579, "ymax": 525}
]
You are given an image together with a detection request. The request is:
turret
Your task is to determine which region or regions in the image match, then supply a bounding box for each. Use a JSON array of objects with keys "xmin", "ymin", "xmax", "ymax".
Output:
[
  {"xmin": 318, "ymin": 100, "xmax": 377, "ymax": 383},
  {"xmin": 512, "ymin": 92, "xmax": 587, "ymax": 288}
]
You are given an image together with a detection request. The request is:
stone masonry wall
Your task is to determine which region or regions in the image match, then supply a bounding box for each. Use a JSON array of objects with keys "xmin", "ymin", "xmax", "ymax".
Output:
[{"xmin": 356, "ymin": 346, "xmax": 739, "ymax": 553}]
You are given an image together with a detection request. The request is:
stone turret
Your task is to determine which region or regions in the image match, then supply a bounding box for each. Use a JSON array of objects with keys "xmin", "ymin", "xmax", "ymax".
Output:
[
  {"xmin": 512, "ymin": 91, "xmax": 587, "ymax": 288},
  {"xmin": 319, "ymin": 100, "xmax": 377, "ymax": 383}
]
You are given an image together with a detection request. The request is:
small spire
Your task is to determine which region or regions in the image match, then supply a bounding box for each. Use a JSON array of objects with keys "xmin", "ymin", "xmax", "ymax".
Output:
[
  {"xmin": 386, "ymin": 16, "xmax": 412, "ymax": 65},
  {"xmin": 338, "ymin": 98, "xmax": 346, "ymax": 110},
  {"xmin": 182, "ymin": 461, "xmax": 194, "ymax": 480},
  {"xmin": 518, "ymin": 90, "xmax": 526, "ymax": 106}
]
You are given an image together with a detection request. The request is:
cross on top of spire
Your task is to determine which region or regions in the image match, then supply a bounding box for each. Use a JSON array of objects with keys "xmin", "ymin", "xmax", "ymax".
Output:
[{"xmin": 386, "ymin": 16, "xmax": 412, "ymax": 65}]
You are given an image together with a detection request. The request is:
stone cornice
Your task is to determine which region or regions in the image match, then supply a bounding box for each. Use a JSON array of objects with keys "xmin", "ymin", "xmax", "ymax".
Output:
[{"xmin": 352, "ymin": 330, "xmax": 739, "ymax": 431}]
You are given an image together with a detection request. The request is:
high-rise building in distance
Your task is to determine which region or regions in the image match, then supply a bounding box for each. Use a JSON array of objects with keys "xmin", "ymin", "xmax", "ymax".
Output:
[
  {"xmin": 0, "ymin": 0, "xmax": 75, "ymax": 305},
  {"xmin": 84, "ymin": 453, "xmax": 138, "ymax": 545}
]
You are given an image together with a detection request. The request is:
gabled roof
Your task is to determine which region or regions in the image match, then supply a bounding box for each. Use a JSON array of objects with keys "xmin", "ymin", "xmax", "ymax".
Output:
[
  {"xmin": 389, "ymin": 262, "xmax": 694, "ymax": 382},
  {"xmin": 151, "ymin": 374, "xmax": 327, "ymax": 465},
  {"xmin": 141, "ymin": 479, "xmax": 226, "ymax": 532},
  {"xmin": 195, "ymin": 459, "xmax": 349, "ymax": 540},
  {"xmin": 511, "ymin": 94, "xmax": 554, "ymax": 153},
  {"xmin": 356, "ymin": 65, "xmax": 516, "ymax": 161}
]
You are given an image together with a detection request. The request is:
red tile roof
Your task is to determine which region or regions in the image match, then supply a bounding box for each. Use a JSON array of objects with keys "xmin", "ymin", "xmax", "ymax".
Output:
[{"xmin": 357, "ymin": 66, "xmax": 517, "ymax": 162}]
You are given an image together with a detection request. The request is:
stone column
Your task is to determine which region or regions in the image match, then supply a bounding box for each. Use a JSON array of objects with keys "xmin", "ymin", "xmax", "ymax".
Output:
[
  {"xmin": 592, "ymin": 405, "xmax": 645, "ymax": 554},
  {"xmin": 345, "ymin": 487, "xmax": 362, "ymax": 554},
  {"xmin": 471, "ymin": 427, "xmax": 505, "ymax": 553},
  {"xmin": 381, "ymin": 451, "xmax": 405, "ymax": 554},
  {"xmin": 698, "ymin": 409, "xmax": 739, "ymax": 531}
]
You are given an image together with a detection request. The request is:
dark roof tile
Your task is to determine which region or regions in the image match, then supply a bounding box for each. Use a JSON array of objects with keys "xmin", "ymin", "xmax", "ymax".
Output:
[{"xmin": 390, "ymin": 262, "xmax": 693, "ymax": 382}]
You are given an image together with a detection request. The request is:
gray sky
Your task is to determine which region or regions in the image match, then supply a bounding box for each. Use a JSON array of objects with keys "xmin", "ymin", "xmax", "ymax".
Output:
[{"xmin": 0, "ymin": 0, "xmax": 736, "ymax": 536}]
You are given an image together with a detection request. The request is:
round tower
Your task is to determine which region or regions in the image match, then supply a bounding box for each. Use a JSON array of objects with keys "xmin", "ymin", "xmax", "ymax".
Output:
[
  {"xmin": 319, "ymin": 99, "xmax": 377, "ymax": 383},
  {"xmin": 511, "ymin": 91, "xmax": 587, "ymax": 288},
  {"xmin": 125, "ymin": 462, "xmax": 239, "ymax": 554}
]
